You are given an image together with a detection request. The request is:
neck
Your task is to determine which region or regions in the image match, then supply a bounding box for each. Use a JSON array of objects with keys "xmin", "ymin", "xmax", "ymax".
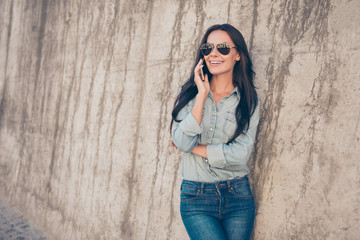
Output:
[{"xmin": 210, "ymin": 72, "xmax": 235, "ymax": 93}]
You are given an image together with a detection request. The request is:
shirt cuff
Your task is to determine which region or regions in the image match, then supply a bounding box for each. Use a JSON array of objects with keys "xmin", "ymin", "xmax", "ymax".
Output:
[
  {"xmin": 179, "ymin": 112, "xmax": 203, "ymax": 136},
  {"xmin": 206, "ymin": 143, "xmax": 227, "ymax": 168}
]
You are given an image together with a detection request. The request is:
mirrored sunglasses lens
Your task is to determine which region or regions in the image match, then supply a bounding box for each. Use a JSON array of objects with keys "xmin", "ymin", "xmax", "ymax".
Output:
[
  {"xmin": 217, "ymin": 47, "xmax": 230, "ymax": 55},
  {"xmin": 202, "ymin": 48, "xmax": 212, "ymax": 55},
  {"xmin": 200, "ymin": 43, "xmax": 213, "ymax": 56}
]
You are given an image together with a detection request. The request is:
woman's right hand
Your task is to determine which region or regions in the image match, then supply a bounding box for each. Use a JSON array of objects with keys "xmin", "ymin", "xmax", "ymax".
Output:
[{"xmin": 194, "ymin": 59, "xmax": 210, "ymax": 98}]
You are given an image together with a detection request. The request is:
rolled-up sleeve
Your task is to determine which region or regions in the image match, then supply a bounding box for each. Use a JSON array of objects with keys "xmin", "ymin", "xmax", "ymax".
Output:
[
  {"xmin": 206, "ymin": 103, "xmax": 260, "ymax": 168},
  {"xmin": 172, "ymin": 106, "xmax": 203, "ymax": 153}
]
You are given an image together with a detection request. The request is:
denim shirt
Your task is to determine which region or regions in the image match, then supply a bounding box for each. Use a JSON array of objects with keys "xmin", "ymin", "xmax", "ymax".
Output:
[{"xmin": 172, "ymin": 87, "xmax": 260, "ymax": 182}]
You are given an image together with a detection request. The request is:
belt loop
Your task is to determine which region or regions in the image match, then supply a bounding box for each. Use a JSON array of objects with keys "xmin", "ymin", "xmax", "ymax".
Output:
[
  {"xmin": 201, "ymin": 182, "xmax": 204, "ymax": 194},
  {"xmin": 227, "ymin": 180, "xmax": 231, "ymax": 188},
  {"xmin": 227, "ymin": 180, "xmax": 232, "ymax": 192}
]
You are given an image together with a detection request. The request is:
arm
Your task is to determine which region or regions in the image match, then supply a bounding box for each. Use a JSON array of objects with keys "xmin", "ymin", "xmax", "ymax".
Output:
[
  {"xmin": 171, "ymin": 59, "xmax": 210, "ymax": 152},
  {"xmin": 195, "ymin": 104, "xmax": 260, "ymax": 168},
  {"xmin": 191, "ymin": 58, "xmax": 210, "ymax": 125},
  {"xmin": 171, "ymin": 109, "xmax": 202, "ymax": 153},
  {"xmin": 190, "ymin": 144, "xmax": 207, "ymax": 158}
]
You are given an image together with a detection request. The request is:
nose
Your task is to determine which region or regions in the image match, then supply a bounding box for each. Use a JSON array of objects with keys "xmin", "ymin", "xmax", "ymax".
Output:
[{"xmin": 209, "ymin": 46, "xmax": 219, "ymax": 56}]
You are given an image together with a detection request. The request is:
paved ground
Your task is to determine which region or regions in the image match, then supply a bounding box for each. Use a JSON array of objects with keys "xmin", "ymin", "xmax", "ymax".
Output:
[{"xmin": 0, "ymin": 199, "xmax": 49, "ymax": 240}]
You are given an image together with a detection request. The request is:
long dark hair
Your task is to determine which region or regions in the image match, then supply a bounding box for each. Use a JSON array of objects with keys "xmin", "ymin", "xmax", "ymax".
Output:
[{"xmin": 170, "ymin": 24, "xmax": 258, "ymax": 143}]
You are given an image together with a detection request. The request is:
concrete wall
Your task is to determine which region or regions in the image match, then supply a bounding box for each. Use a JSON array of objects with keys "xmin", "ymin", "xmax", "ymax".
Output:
[{"xmin": 0, "ymin": 0, "xmax": 359, "ymax": 239}]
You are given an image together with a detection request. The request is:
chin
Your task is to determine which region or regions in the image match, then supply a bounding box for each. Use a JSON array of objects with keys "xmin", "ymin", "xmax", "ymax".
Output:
[{"xmin": 209, "ymin": 68, "xmax": 228, "ymax": 76}]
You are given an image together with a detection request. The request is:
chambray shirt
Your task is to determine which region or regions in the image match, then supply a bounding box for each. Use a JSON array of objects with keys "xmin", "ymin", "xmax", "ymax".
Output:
[{"xmin": 172, "ymin": 87, "xmax": 260, "ymax": 182}]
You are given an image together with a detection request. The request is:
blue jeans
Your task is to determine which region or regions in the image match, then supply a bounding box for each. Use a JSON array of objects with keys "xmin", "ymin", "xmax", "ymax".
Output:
[{"xmin": 180, "ymin": 176, "xmax": 255, "ymax": 240}]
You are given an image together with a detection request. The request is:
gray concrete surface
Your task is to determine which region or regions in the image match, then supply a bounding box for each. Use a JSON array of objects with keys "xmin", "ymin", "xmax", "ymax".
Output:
[
  {"xmin": 0, "ymin": 199, "xmax": 48, "ymax": 240},
  {"xmin": 0, "ymin": 0, "xmax": 359, "ymax": 239}
]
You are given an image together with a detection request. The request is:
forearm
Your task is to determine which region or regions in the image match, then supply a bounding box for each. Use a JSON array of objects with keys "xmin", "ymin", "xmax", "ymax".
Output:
[
  {"xmin": 171, "ymin": 112, "xmax": 202, "ymax": 152},
  {"xmin": 191, "ymin": 144, "xmax": 207, "ymax": 158},
  {"xmin": 206, "ymin": 108, "xmax": 259, "ymax": 168}
]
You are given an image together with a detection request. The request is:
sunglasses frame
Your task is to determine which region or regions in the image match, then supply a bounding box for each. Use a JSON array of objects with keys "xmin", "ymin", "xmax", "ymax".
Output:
[{"xmin": 200, "ymin": 42, "xmax": 236, "ymax": 56}]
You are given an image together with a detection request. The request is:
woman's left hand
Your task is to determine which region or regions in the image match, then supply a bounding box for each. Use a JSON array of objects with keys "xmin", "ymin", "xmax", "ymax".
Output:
[
  {"xmin": 171, "ymin": 140, "xmax": 178, "ymax": 150},
  {"xmin": 194, "ymin": 59, "xmax": 210, "ymax": 98}
]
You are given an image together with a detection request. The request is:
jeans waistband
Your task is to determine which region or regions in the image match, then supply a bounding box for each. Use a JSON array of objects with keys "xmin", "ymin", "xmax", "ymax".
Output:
[{"xmin": 182, "ymin": 176, "xmax": 249, "ymax": 191}]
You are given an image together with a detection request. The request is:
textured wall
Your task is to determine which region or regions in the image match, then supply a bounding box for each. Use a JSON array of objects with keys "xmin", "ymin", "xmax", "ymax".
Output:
[{"xmin": 0, "ymin": 0, "xmax": 359, "ymax": 239}]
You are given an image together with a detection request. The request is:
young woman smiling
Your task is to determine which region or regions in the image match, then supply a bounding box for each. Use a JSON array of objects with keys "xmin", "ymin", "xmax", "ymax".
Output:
[{"xmin": 171, "ymin": 24, "xmax": 259, "ymax": 240}]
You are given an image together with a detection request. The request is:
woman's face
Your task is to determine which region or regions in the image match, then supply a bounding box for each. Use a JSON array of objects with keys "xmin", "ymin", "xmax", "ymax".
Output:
[{"xmin": 203, "ymin": 30, "xmax": 240, "ymax": 77}]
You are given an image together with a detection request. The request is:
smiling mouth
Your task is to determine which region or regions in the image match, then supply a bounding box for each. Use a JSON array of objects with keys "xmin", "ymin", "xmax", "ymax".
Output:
[{"xmin": 210, "ymin": 61, "xmax": 223, "ymax": 66}]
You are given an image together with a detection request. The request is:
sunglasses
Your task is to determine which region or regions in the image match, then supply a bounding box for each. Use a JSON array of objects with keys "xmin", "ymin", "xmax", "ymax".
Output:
[{"xmin": 200, "ymin": 42, "xmax": 236, "ymax": 56}]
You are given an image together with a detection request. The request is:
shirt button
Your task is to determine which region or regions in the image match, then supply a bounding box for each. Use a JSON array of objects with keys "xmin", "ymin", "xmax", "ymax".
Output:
[{"xmin": 210, "ymin": 128, "xmax": 213, "ymax": 131}]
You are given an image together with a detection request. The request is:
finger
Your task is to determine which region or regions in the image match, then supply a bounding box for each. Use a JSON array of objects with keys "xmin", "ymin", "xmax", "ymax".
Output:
[
  {"xmin": 204, "ymin": 73, "xmax": 209, "ymax": 83},
  {"xmin": 171, "ymin": 140, "xmax": 178, "ymax": 149},
  {"xmin": 194, "ymin": 59, "xmax": 203, "ymax": 72},
  {"xmin": 196, "ymin": 64, "xmax": 204, "ymax": 79}
]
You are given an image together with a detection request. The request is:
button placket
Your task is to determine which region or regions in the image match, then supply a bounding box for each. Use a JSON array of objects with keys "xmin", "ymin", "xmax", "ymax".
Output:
[{"xmin": 206, "ymin": 103, "xmax": 216, "ymax": 144}]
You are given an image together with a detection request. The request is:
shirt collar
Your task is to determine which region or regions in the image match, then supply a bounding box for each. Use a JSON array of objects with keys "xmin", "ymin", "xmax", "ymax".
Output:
[
  {"xmin": 209, "ymin": 86, "xmax": 241, "ymax": 100},
  {"xmin": 232, "ymin": 86, "xmax": 241, "ymax": 100}
]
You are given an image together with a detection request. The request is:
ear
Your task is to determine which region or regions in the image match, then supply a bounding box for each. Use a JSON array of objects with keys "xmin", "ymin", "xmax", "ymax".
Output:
[{"xmin": 236, "ymin": 54, "xmax": 240, "ymax": 61}]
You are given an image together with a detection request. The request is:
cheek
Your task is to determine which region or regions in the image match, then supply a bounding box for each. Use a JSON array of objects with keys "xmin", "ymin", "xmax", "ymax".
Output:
[
  {"xmin": 224, "ymin": 56, "xmax": 237, "ymax": 66},
  {"xmin": 229, "ymin": 54, "xmax": 238, "ymax": 62},
  {"xmin": 204, "ymin": 57, "xmax": 211, "ymax": 68}
]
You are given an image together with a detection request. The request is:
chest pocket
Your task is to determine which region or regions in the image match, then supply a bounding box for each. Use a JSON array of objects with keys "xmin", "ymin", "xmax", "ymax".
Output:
[{"xmin": 223, "ymin": 111, "xmax": 237, "ymax": 138}]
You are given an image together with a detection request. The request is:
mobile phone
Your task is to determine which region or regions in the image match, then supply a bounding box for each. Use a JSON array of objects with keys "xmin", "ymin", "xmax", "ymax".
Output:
[{"xmin": 200, "ymin": 68, "xmax": 205, "ymax": 81}]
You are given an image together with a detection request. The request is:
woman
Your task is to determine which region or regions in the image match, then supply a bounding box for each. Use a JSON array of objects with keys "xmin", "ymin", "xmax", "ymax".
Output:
[{"xmin": 170, "ymin": 24, "xmax": 259, "ymax": 240}]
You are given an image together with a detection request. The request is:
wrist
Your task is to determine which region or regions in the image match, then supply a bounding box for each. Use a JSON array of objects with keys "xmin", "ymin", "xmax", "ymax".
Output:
[{"xmin": 196, "ymin": 92, "xmax": 208, "ymax": 102}]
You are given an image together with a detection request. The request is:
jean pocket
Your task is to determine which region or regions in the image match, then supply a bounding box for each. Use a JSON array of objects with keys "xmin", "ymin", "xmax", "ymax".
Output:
[
  {"xmin": 180, "ymin": 185, "xmax": 201, "ymax": 202},
  {"xmin": 230, "ymin": 182, "xmax": 253, "ymax": 199}
]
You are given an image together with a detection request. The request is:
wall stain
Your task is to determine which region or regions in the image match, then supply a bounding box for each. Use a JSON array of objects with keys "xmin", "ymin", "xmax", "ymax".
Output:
[
  {"xmin": 87, "ymin": 1, "xmax": 107, "ymax": 222},
  {"xmin": 143, "ymin": 1, "xmax": 186, "ymax": 238},
  {"xmin": 251, "ymin": 0, "xmax": 340, "ymax": 238},
  {"xmin": 116, "ymin": 0, "xmax": 137, "ymax": 237},
  {"xmin": 32, "ymin": 0, "xmax": 48, "ymax": 118},
  {"xmin": 227, "ymin": 0, "xmax": 231, "ymax": 23},
  {"xmin": 120, "ymin": 0, "xmax": 154, "ymax": 239},
  {"xmin": 0, "ymin": 0, "xmax": 14, "ymax": 130},
  {"xmin": 74, "ymin": 2, "xmax": 100, "ymax": 226},
  {"xmin": 42, "ymin": 1, "xmax": 66, "ymax": 227},
  {"xmin": 249, "ymin": 0, "xmax": 258, "ymax": 51},
  {"xmin": 49, "ymin": 2, "xmax": 77, "ymax": 231},
  {"xmin": 107, "ymin": 0, "xmax": 130, "ymax": 193},
  {"xmin": 194, "ymin": 0, "xmax": 206, "ymax": 49},
  {"xmin": 67, "ymin": 0, "xmax": 96, "ymax": 233},
  {"xmin": 105, "ymin": 0, "xmax": 121, "ymax": 191},
  {"xmin": 10, "ymin": 0, "xmax": 41, "ymax": 202},
  {"xmin": 71, "ymin": 0, "xmax": 86, "ymax": 194},
  {"xmin": 92, "ymin": 2, "xmax": 120, "ymax": 236},
  {"xmin": 60, "ymin": 0, "xmax": 75, "ymax": 178},
  {"xmin": 252, "ymin": 0, "xmax": 333, "ymax": 212},
  {"xmin": 57, "ymin": 4, "xmax": 84, "ymax": 232}
]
